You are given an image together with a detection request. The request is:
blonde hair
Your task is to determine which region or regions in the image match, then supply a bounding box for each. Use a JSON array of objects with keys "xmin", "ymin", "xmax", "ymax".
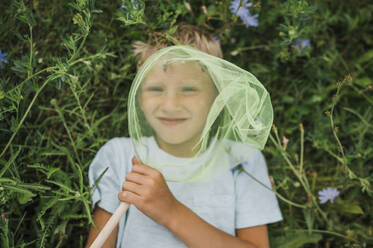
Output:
[{"xmin": 132, "ymin": 23, "xmax": 222, "ymax": 69}]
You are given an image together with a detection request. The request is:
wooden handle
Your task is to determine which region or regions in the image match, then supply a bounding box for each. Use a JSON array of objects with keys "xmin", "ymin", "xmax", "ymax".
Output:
[{"xmin": 89, "ymin": 202, "xmax": 130, "ymax": 248}]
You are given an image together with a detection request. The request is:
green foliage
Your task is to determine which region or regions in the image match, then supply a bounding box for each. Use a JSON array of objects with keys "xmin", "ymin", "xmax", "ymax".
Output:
[
  {"xmin": 0, "ymin": 0, "xmax": 372, "ymax": 247},
  {"xmin": 272, "ymin": 230, "xmax": 322, "ymax": 248}
]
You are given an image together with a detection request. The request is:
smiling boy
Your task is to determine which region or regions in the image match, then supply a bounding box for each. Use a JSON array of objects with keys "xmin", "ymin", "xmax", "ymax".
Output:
[{"xmin": 86, "ymin": 23, "xmax": 282, "ymax": 248}]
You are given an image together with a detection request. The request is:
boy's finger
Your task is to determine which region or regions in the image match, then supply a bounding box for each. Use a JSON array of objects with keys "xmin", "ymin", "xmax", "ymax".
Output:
[
  {"xmin": 118, "ymin": 190, "xmax": 141, "ymax": 206},
  {"xmin": 132, "ymin": 161, "xmax": 155, "ymax": 176},
  {"xmin": 122, "ymin": 181, "xmax": 143, "ymax": 196},
  {"xmin": 125, "ymin": 171, "xmax": 152, "ymax": 184},
  {"xmin": 132, "ymin": 156, "xmax": 153, "ymax": 168},
  {"xmin": 131, "ymin": 157, "xmax": 162, "ymax": 178},
  {"xmin": 131, "ymin": 156, "xmax": 143, "ymax": 165}
]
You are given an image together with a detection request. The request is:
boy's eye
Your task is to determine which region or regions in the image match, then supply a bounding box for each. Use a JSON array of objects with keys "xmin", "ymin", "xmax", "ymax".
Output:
[
  {"xmin": 182, "ymin": 87, "xmax": 197, "ymax": 92},
  {"xmin": 148, "ymin": 87, "xmax": 163, "ymax": 92}
]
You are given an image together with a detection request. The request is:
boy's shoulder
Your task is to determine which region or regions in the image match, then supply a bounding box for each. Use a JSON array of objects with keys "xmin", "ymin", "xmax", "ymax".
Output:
[
  {"xmin": 90, "ymin": 137, "xmax": 134, "ymax": 174},
  {"xmin": 98, "ymin": 136, "xmax": 134, "ymax": 155},
  {"xmin": 104, "ymin": 136, "xmax": 132, "ymax": 146}
]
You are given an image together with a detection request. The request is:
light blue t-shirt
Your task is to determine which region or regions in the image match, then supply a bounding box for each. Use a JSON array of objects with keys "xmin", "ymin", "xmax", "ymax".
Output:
[{"xmin": 88, "ymin": 137, "xmax": 282, "ymax": 247}]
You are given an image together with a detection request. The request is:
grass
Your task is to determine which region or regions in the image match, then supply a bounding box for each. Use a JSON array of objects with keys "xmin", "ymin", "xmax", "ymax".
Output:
[{"xmin": 0, "ymin": 0, "xmax": 372, "ymax": 247}]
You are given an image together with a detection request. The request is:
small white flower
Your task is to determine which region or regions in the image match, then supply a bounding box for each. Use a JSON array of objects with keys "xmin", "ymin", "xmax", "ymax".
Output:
[
  {"xmin": 231, "ymin": 50, "xmax": 239, "ymax": 56},
  {"xmin": 184, "ymin": 2, "xmax": 191, "ymax": 11},
  {"xmin": 318, "ymin": 187, "xmax": 340, "ymax": 204}
]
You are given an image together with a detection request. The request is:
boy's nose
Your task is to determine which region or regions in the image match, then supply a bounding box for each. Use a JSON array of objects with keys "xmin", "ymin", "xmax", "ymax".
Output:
[{"xmin": 160, "ymin": 92, "xmax": 183, "ymax": 112}]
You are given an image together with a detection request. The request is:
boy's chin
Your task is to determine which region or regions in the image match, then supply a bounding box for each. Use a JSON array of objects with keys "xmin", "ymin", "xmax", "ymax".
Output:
[
  {"xmin": 156, "ymin": 134, "xmax": 197, "ymax": 147},
  {"xmin": 158, "ymin": 137, "xmax": 189, "ymax": 146}
]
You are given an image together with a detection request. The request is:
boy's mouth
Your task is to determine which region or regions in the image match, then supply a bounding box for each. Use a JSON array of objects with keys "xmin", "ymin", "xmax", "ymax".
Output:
[{"xmin": 158, "ymin": 117, "xmax": 187, "ymax": 126}]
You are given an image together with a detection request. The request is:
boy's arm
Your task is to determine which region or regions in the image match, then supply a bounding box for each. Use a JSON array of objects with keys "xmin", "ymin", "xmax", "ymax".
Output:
[
  {"xmin": 85, "ymin": 206, "xmax": 118, "ymax": 248},
  {"xmin": 236, "ymin": 225, "xmax": 270, "ymax": 248},
  {"xmin": 166, "ymin": 202, "xmax": 268, "ymax": 248}
]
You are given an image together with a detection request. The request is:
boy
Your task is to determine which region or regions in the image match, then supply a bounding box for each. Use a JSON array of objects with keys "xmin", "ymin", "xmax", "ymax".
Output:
[{"xmin": 86, "ymin": 23, "xmax": 282, "ymax": 248}]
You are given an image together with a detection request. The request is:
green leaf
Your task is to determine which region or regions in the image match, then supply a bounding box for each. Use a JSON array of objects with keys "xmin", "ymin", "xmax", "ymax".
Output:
[
  {"xmin": 309, "ymin": 95, "xmax": 322, "ymax": 103},
  {"xmin": 283, "ymin": 95, "xmax": 294, "ymax": 103},
  {"xmin": 272, "ymin": 232, "xmax": 322, "ymax": 248},
  {"xmin": 357, "ymin": 49, "xmax": 373, "ymax": 64},
  {"xmin": 0, "ymin": 147, "xmax": 22, "ymax": 177},
  {"xmin": 303, "ymin": 209, "xmax": 314, "ymax": 234},
  {"xmin": 355, "ymin": 77, "xmax": 372, "ymax": 87},
  {"xmin": 17, "ymin": 191, "xmax": 36, "ymax": 204},
  {"xmin": 334, "ymin": 203, "xmax": 364, "ymax": 214}
]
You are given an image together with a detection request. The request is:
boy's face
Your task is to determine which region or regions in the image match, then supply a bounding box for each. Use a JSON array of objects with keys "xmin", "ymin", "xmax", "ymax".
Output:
[{"xmin": 138, "ymin": 59, "xmax": 218, "ymax": 155}]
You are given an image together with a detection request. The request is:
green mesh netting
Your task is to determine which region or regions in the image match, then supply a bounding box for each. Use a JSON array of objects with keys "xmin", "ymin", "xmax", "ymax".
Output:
[{"xmin": 128, "ymin": 45, "xmax": 273, "ymax": 182}]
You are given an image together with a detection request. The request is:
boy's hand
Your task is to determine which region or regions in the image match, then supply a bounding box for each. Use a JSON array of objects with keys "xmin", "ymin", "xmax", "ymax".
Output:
[{"xmin": 118, "ymin": 157, "xmax": 181, "ymax": 227}]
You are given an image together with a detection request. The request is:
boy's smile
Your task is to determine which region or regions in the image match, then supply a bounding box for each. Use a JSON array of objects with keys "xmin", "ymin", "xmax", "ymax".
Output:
[
  {"xmin": 138, "ymin": 59, "xmax": 218, "ymax": 157},
  {"xmin": 158, "ymin": 117, "xmax": 187, "ymax": 126}
]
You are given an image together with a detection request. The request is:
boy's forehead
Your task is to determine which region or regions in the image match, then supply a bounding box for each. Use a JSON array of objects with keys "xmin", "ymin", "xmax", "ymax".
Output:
[{"xmin": 142, "ymin": 59, "xmax": 212, "ymax": 85}]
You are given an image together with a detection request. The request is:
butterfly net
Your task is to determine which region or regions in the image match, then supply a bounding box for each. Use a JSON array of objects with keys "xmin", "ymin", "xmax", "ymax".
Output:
[{"xmin": 128, "ymin": 45, "xmax": 273, "ymax": 182}]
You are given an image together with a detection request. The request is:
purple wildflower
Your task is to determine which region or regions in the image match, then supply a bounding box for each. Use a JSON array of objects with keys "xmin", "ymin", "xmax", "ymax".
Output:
[
  {"xmin": 213, "ymin": 36, "xmax": 220, "ymax": 43},
  {"xmin": 229, "ymin": 0, "xmax": 259, "ymax": 27},
  {"xmin": 230, "ymin": 0, "xmax": 252, "ymax": 19},
  {"xmin": 243, "ymin": 13, "xmax": 259, "ymax": 27},
  {"xmin": 229, "ymin": 0, "xmax": 251, "ymax": 14},
  {"xmin": 294, "ymin": 39, "xmax": 311, "ymax": 51},
  {"xmin": 0, "ymin": 50, "xmax": 8, "ymax": 69},
  {"xmin": 318, "ymin": 187, "xmax": 340, "ymax": 204},
  {"xmin": 120, "ymin": 0, "xmax": 140, "ymax": 18},
  {"xmin": 121, "ymin": 0, "xmax": 140, "ymax": 9}
]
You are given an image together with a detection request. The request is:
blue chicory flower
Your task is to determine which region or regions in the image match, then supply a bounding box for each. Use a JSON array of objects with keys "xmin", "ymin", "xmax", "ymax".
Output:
[
  {"xmin": 120, "ymin": 0, "xmax": 140, "ymax": 18},
  {"xmin": 243, "ymin": 13, "xmax": 259, "ymax": 27},
  {"xmin": 229, "ymin": 0, "xmax": 252, "ymax": 15},
  {"xmin": 294, "ymin": 38, "xmax": 311, "ymax": 51},
  {"xmin": 0, "ymin": 50, "xmax": 8, "ymax": 69},
  {"xmin": 318, "ymin": 187, "xmax": 340, "ymax": 204},
  {"xmin": 229, "ymin": 0, "xmax": 259, "ymax": 27},
  {"xmin": 121, "ymin": 0, "xmax": 140, "ymax": 9}
]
